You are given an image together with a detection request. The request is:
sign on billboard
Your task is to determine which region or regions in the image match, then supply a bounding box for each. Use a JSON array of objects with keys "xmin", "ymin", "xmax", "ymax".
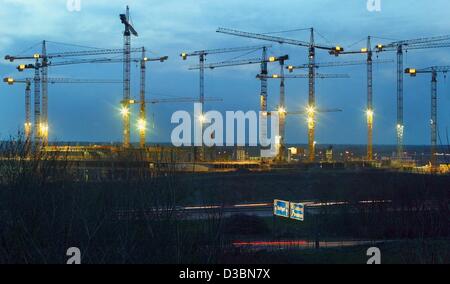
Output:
[
  {"xmin": 290, "ymin": 202, "xmax": 305, "ymax": 221},
  {"xmin": 273, "ymin": 199, "xmax": 290, "ymax": 218}
]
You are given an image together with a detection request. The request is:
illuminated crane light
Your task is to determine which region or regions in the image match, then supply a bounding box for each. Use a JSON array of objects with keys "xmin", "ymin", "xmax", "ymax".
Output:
[
  {"xmin": 198, "ymin": 114, "xmax": 206, "ymax": 123},
  {"xmin": 366, "ymin": 109, "xmax": 374, "ymax": 124},
  {"xmin": 306, "ymin": 105, "xmax": 316, "ymax": 115},
  {"xmin": 278, "ymin": 106, "xmax": 286, "ymax": 115},
  {"xmin": 137, "ymin": 118, "xmax": 147, "ymax": 132},
  {"xmin": 397, "ymin": 124, "xmax": 404, "ymax": 138},
  {"xmin": 39, "ymin": 123, "xmax": 49, "ymax": 137},
  {"xmin": 120, "ymin": 106, "xmax": 130, "ymax": 117},
  {"xmin": 305, "ymin": 105, "xmax": 316, "ymax": 130}
]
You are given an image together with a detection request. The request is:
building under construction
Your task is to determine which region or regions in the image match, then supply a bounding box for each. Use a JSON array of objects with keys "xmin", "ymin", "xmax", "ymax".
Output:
[{"xmin": 2, "ymin": 6, "xmax": 450, "ymax": 176}]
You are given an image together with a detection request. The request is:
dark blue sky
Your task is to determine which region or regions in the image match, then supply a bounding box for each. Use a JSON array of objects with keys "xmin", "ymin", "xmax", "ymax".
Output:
[{"xmin": 1, "ymin": 0, "xmax": 450, "ymax": 145}]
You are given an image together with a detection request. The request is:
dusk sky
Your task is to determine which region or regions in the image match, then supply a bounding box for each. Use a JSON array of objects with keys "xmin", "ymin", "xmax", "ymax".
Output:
[{"xmin": 1, "ymin": 0, "xmax": 450, "ymax": 146}]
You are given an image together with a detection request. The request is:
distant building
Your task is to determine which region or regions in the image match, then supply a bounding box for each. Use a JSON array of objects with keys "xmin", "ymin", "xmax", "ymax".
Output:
[
  {"xmin": 235, "ymin": 147, "xmax": 247, "ymax": 161},
  {"xmin": 326, "ymin": 146, "xmax": 333, "ymax": 162}
]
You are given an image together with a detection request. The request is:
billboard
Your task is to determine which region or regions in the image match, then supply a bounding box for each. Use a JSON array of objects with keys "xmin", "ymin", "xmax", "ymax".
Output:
[
  {"xmin": 273, "ymin": 199, "xmax": 290, "ymax": 218},
  {"xmin": 290, "ymin": 202, "xmax": 305, "ymax": 221}
]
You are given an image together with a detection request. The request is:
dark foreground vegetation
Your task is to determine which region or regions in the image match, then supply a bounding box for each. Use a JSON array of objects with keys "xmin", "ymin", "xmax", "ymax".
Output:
[{"xmin": 0, "ymin": 136, "xmax": 449, "ymax": 263}]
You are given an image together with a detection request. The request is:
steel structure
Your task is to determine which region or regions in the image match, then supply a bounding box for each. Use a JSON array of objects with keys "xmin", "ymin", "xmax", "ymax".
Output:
[
  {"xmin": 329, "ymin": 37, "xmax": 395, "ymax": 160},
  {"xmin": 186, "ymin": 50, "xmax": 282, "ymax": 160},
  {"xmin": 119, "ymin": 6, "xmax": 139, "ymax": 148},
  {"xmin": 405, "ymin": 66, "xmax": 450, "ymax": 169},
  {"xmin": 6, "ymin": 46, "xmax": 143, "ymax": 145},
  {"xmin": 375, "ymin": 35, "xmax": 450, "ymax": 160},
  {"xmin": 181, "ymin": 45, "xmax": 269, "ymax": 110},
  {"xmin": 217, "ymin": 27, "xmax": 343, "ymax": 161},
  {"xmin": 4, "ymin": 77, "xmax": 122, "ymax": 144},
  {"xmin": 257, "ymin": 73, "xmax": 348, "ymax": 160},
  {"xmin": 13, "ymin": 53, "xmax": 167, "ymax": 147}
]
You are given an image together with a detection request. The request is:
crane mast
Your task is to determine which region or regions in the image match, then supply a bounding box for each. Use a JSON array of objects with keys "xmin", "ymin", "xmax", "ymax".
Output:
[
  {"xmin": 431, "ymin": 71, "xmax": 437, "ymax": 169},
  {"xmin": 41, "ymin": 40, "xmax": 49, "ymax": 145},
  {"xmin": 278, "ymin": 57, "xmax": 286, "ymax": 161},
  {"xmin": 260, "ymin": 47, "xmax": 268, "ymax": 154},
  {"xmin": 25, "ymin": 80, "xmax": 32, "ymax": 141},
  {"xmin": 139, "ymin": 47, "xmax": 146, "ymax": 148},
  {"xmin": 33, "ymin": 60, "xmax": 41, "ymax": 145},
  {"xmin": 367, "ymin": 36, "xmax": 374, "ymax": 161},
  {"xmin": 308, "ymin": 28, "xmax": 316, "ymax": 162},
  {"xmin": 396, "ymin": 45, "xmax": 404, "ymax": 160},
  {"xmin": 123, "ymin": 7, "xmax": 131, "ymax": 149},
  {"xmin": 120, "ymin": 5, "xmax": 138, "ymax": 149}
]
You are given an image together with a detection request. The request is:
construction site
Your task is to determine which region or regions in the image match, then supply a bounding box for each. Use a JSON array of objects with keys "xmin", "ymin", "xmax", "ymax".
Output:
[
  {"xmin": 0, "ymin": 1, "xmax": 449, "ymax": 265},
  {"xmin": 2, "ymin": 5, "xmax": 449, "ymax": 178}
]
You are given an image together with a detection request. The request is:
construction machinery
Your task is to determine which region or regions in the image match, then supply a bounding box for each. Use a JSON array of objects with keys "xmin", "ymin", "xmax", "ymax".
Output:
[
  {"xmin": 217, "ymin": 27, "xmax": 344, "ymax": 162},
  {"xmin": 180, "ymin": 45, "xmax": 270, "ymax": 112},
  {"xmin": 329, "ymin": 36, "xmax": 376, "ymax": 160},
  {"xmin": 405, "ymin": 66, "xmax": 450, "ymax": 170},
  {"xmin": 374, "ymin": 35, "xmax": 450, "ymax": 160},
  {"xmin": 120, "ymin": 6, "xmax": 139, "ymax": 148},
  {"xmin": 4, "ymin": 77, "xmax": 122, "ymax": 143},
  {"xmin": 189, "ymin": 55, "xmax": 289, "ymax": 159},
  {"xmin": 6, "ymin": 46, "xmax": 143, "ymax": 145},
  {"xmin": 257, "ymin": 73, "xmax": 348, "ymax": 161},
  {"xmin": 286, "ymin": 59, "xmax": 389, "ymax": 161},
  {"xmin": 12, "ymin": 53, "xmax": 167, "ymax": 147},
  {"xmin": 3, "ymin": 78, "xmax": 32, "ymax": 140},
  {"xmin": 329, "ymin": 38, "xmax": 394, "ymax": 161}
]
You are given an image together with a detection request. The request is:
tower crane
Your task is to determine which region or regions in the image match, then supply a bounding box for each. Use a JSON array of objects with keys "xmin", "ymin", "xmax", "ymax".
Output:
[
  {"xmin": 13, "ymin": 53, "xmax": 167, "ymax": 147},
  {"xmin": 216, "ymin": 27, "xmax": 344, "ymax": 161},
  {"xmin": 6, "ymin": 46, "xmax": 143, "ymax": 145},
  {"xmin": 286, "ymin": 59, "xmax": 389, "ymax": 161},
  {"xmin": 189, "ymin": 55, "xmax": 289, "ymax": 112},
  {"xmin": 3, "ymin": 78, "xmax": 32, "ymax": 140},
  {"xmin": 329, "ymin": 36, "xmax": 377, "ymax": 160},
  {"xmin": 120, "ymin": 5, "xmax": 139, "ymax": 148},
  {"xmin": 405, "ymin": 66, "xmax": 450, "ymax": 170},
  {"xmin": 374, "ymin": 35, "xmax": 450, "ymax": 160},
  {"xmin": 180, "ymin": 45, "xmax": 270, "ymax": 111},
  {"xmin": 257, "ymin": 73, "xmax": 348, "ymax": 161},
  {"xmin": 4, "ymin": 77, "xmax": 122, "ymax": 143},
  {"xmin": 324, "ymin": 41, "xmax": 394, "ymax": 160},
  {"xmin": 189, "ymin": 55, "xmax": 289, "ymax": 159}
]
